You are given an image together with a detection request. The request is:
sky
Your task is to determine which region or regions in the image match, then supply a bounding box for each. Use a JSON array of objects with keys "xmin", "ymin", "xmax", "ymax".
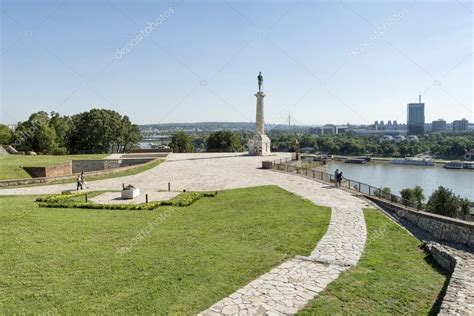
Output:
[{"xmin": 1, "ymin": 0, "xmax": 472, "ymax": 126}]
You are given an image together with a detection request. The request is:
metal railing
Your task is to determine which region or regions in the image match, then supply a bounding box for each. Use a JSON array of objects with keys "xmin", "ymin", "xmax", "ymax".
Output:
[{"xmin": 270, "ymin": 159, "xmax": 421, "ymax": 211}]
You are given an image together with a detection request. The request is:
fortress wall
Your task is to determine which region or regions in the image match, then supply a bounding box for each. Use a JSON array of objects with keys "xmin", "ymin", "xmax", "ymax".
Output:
[{"xmin": 367, "ymin": 197, "xmax": 474, "ymax": 249}]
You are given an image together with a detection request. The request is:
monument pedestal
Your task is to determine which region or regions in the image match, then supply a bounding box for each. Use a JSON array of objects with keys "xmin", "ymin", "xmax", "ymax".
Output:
[
  {"xmin": 248, "ymin": 91, "xmax": 271, "ymax": 156},
  {"xmin": 248, "ymin": 133, "xmax": 271, "ymax": 156}
]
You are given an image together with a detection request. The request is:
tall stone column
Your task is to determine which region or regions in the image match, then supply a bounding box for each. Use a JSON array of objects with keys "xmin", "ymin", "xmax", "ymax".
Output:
[
  {"xmin": 248, "ymin": 91, "xmax": 271, "ymax": 156},
  {"xmin": 255, "ymin": 92, "xmax": 265, "ymax": 136}
]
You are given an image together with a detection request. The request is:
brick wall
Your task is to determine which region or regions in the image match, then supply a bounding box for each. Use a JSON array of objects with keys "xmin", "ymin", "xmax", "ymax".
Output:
[{"xmin": 23, "ymin": 161, "xmax": 72, "ymax": 178}]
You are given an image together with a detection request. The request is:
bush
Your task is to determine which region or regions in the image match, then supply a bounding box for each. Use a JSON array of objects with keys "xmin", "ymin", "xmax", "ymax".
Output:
[{"xmin": 51, "ymin": 147, "xmax": 68, "ymax": 155}]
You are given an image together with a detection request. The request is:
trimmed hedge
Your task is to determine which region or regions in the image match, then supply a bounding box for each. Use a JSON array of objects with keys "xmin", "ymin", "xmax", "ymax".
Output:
[
  {"xmin": 35, "ymin": 191, "xmax": 86, "ymax": 203},
  {"xmin": 37, "ymin": 191, "xmax": 218, "ymax": 210}
]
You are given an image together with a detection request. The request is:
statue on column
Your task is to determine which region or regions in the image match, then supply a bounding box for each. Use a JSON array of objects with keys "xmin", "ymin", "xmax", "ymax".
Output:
[{"xmin": 257, "ymin": 72, "xmax": 263, "ymax": 92}]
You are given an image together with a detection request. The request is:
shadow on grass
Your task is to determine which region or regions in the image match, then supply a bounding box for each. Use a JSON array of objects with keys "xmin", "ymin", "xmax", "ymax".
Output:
[{"xmin": 423, "ymin": 253, "xmax": 451, "ymax": 316}]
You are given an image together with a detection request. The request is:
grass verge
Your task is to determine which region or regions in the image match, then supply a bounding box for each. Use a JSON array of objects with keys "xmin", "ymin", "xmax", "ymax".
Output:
[
  {"xmin": 0, "ymin": 185, "xmax": 330, "ymax": 314},
  {"xmin": 299, "ymin": 208, "xmax": 449, "ymax": 315}
]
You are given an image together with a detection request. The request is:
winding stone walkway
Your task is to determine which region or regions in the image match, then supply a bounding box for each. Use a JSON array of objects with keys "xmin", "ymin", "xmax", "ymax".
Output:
[
  {"xmin": 1, "ymin": 153, "xmax": 368, "ymax": 315},
  {"xmin": 199, "ymin": 202, "xmax": 366, "ymax": 316}
]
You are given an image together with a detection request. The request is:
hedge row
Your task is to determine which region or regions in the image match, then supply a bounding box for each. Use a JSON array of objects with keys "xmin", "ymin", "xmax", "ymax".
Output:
[
  {"xmin": 37, "ymin": 191, "xmax": 218, "ymax": 210},
  {"xmin": 35, "ymin": 191, "xmax": 86, "ymax": 203}
]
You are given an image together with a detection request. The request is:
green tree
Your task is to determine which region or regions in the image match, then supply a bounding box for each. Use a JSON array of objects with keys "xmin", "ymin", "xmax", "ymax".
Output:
[
  {"xmin": 49, "ymin": 111, "xmax": 72, "ymax": 152},
  {"xmin": 68, "ymin": 109, "xmax": 139, "ymax": 153},
  {"xmin": 400, "ymin": 186, "xmax": 424, "ymax": 209},
  {"xmin": 170, "ymin": 132, "xmax": 194, "ymax": 153},
  {"xmin": 206, "ymin": 131, "xmax": 241, "ymax": 152},
  {"xmin": 13, "ymin": 111, "xmax": 57, "ymax": 153},
  {"xmin": 426, "ymin": 186, "xmax": 464, "ymax": 218},
  {"xmin": 0, "ymin": 124, "xmax": 13, "ymax": 144}
]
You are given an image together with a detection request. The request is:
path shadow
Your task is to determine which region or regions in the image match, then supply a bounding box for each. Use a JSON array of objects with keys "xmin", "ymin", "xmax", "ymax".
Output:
[{"xmin": 425, "ymin": 254, "xmax": 451, "ymax": 316}]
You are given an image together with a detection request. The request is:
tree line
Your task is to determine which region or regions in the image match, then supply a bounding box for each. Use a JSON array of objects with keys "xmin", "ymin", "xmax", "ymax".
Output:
[
  {"xmin": 398, "ymin": 185, "xmax": 471, "ymax": 221},
  {"xmin": 169, "ymin": 131, "xmax": 242, "ymax": 153},
  {"xmin": 0, "ymin": 109, "xmax": 142, "ymax": 154},
  {"xmin": 269, "ymin": 132, "xmax": 474, "ymax": 158},
  {"xmin": 166, "ymin": 130, "xmax": 474, "ymax": 158}
]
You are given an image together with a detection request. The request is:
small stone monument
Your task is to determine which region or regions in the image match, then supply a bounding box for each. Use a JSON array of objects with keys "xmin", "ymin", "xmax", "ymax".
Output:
[
  {"xmin": 121, "ymin": 184, "xmax": 140, "ymax": 199},
  {"xmin": 248, "ymin": 72, "xmax": 271, "ymax": 156}
]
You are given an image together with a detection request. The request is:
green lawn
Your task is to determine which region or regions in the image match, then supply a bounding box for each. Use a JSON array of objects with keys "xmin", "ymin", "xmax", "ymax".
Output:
[
  {"xmin": 299, "ymin": 209, "xmax": 449, "ymax": 315},
  {"xmin": 0, "ymin": 154, "xmax": 107, "ymax": 180},
  {"xmin": 0, "ymin": 185, "xmax": 330, "ymax": 314}
]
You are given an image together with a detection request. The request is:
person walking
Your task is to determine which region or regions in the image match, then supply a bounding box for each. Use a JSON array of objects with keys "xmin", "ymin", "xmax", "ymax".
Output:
[
  {"xmin": 80, "ymin": 171, "xmax": 88, "ymax": 189},
  {"xmin": 76, "ymin": 174, "xmax": 83, "ymax": 190}
]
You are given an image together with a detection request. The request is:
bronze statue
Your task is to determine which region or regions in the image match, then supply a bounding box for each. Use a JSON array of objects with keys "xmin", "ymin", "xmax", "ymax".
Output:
[{"xmin": 257, "ymin": 72, "xmax": 263, "ymax": 92}]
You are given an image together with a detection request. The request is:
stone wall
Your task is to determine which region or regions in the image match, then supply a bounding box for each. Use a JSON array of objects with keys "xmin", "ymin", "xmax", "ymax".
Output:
[
  {"xmin": 72, "ymin": 159, "xmax": 154, "ymax": 173},
  {"xmin": 23, "ymin": 161, "xmax": 72, "ymax": 178},
  {"xmin": 367, "ymin": 197, "xmax": 474, "ymax": 249},
  {"xmin": 424, "ymin": 242, "xmax": 474, "ymax": 315},
  {"xmin": 129, "ymin": 148, "xmax": 171, "ymax": 153}
]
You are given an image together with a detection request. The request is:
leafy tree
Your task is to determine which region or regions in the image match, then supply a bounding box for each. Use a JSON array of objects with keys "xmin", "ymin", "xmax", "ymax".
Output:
[
  {"xmin": 400, "ymin": 186, "xmax": 424, "ymax": 208},
  {"xmin": 117, "ymin": 115, "xmax": 142, "ymax": 153},
  {"xmin": 0, "ymin": 124, "xmax": 13, "ymax": 144},
  {"xmin": 13, "ymin": 111, "xmax": 57, "ymax": 153},
  {"xmin": 49, "ymin": 111, "xmax": 72, "ymax": 151},
  {"xmin": 426, "ymin": 186, "xmax": 466, "ymax": 218},
  {"xmin": 170, "ymin": 131, "xmax": 194, "ymax": 153},
  {"xmin": 206, "ymin": 131, "xmax": 241, "ymax": 152},
  {"xmin": 68, "ymin": 109, "xmax": 141, "ymax": 153}
]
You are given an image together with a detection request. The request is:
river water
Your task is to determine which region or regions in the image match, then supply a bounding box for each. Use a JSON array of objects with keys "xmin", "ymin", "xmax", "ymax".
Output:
[{"xmin": 327, "ymin": 161, "xmax": 474, "ymax": 201}]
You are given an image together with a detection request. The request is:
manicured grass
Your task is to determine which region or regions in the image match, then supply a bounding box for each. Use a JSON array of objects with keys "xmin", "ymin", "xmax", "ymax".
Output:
[
  {"xmin": 299, "ymin": 209, "xmax": 449, "ymax": 315},
  {"xmin": 0, "ymin": 154, "xmax": 107, "ymax": 180},
  {"xmin": 0, "ymin": 185, "xmax": 330, "ymax": 314}
]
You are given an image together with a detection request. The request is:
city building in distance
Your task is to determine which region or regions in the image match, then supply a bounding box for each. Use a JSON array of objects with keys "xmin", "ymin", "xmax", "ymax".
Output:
[
  {"xmin": 432, "ymin": 119, "xmax": 447, "ymax": 132},
  {"xmin": 407, "ymin": 94, "xmax": 425, "ymax": 135},
  {"xmin": 453, "ymin": 118, "xmax": 469, "ymax": 131}
]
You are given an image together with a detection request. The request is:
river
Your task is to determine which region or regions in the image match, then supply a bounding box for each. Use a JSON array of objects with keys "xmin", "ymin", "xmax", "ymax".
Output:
[{"xmin": 327, "ymin": 161, "xmax": 474, "ymax": 201}]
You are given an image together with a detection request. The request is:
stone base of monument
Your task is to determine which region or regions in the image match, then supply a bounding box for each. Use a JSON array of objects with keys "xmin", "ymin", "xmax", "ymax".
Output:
[
  {"xmin": 121, "ymin": 188, "xmax": 140, "ymax": 199},
  {"xmin": 248, "ymin": 134, "xmax": 271, "ymax": 156}
]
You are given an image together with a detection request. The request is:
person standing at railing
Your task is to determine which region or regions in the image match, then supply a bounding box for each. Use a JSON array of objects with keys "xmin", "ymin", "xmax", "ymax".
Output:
[
  {"xmin": 334, "ymin": 169, "xmax": 339, "ymax": 187},
  {"xmin": 337, "ymin": 171, "xmax": 343, "ymax": 187}
]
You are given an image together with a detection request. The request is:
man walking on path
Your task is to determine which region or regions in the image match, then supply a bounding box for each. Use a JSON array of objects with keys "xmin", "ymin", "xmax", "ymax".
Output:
[
  {"xmin": 80, "ymin": 172, "xmax": 88, "ymax": 189},
  {"xmin": 76, "ymin": 174, "xmax": 83, "ymax": 190}
]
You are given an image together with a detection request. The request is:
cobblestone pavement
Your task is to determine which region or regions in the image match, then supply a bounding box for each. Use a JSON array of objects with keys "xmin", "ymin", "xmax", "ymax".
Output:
[{"xmin": 2, "ymin": 153, "xmax": 368, "ymax": 315}]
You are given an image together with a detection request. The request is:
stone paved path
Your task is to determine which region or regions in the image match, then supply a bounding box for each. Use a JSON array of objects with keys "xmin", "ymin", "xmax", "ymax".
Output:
[
  {"xmin": 1, "ymin": 153, "xmax": 368, "ymax": 315},
  {"xmin": 199, "ymin": 200, "xmax": 366, "ymax": 316}
]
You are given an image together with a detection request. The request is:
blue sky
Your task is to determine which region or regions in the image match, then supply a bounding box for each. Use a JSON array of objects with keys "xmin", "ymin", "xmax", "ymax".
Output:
[{"xmin": 1, "ymin": 0, "xmax": 472, "ymax": 125}]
